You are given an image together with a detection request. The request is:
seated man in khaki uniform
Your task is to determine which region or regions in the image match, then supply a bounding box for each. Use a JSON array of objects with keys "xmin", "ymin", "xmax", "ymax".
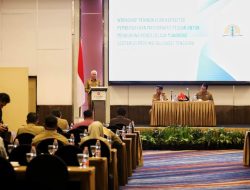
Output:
[
  {"xmin": 149, "ymin": 85, "xmax": 168, "ymax": 116},
  {"xmin": 196, "ymin": 83, "xmax": 213, "ymax": 101},
  {"xmin": 51, "ymin": 110, "xmax": 69, "ymax": 130},
  {"xmin": 32, "ymin": 115, "xmax": 69, "ymax": 146},
  {"xmin": 152, "ymin": 85, "xmax": 167, "ymax": 101},
  {"xmin": 17, "ymin": 112, "xmax": 44, "ymax": 136}
]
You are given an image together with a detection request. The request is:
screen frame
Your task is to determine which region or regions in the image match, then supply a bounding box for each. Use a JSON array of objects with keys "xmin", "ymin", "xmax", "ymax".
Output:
[{"xmin": 107, "ymin": 0, "xmax": 250, "ymax": 86}]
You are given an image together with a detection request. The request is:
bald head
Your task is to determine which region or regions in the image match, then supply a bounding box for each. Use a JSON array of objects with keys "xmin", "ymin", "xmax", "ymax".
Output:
[{"xmin": 90, "ymin": 70, "xmax": 97, "ymax": 80}]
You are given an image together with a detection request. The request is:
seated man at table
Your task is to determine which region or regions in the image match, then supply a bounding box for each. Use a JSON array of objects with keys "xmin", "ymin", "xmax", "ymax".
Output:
[
  {"xmin": 72, "ymin": 109, "xmax": 94, "ymax": 129},
  {"xmin": 109, "ymin": 108, "xmax": 131, "ymax": 127},
  {"xmin": 32, "ymin": 115, "xmax": 69, "ymax": 146},
  {"xmin": 17, "ymin": 112, "xmax": 44, "ymax": 136},
  {"xmin": 51, "ymin": 109, "xmax": 69, "ymax": 130},
  {"xmin": 152, "ymin": 85, "xmax": 167, "ymax": 101},
  {"xmin": 196, "ymin": 83, "xmax": 213, "ymax": 101}
]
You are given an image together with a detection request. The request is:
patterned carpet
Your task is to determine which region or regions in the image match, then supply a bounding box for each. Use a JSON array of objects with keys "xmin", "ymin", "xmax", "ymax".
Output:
[{"xmin": 121, "ymin": 150, "xmax": 250, "ymax": 190}]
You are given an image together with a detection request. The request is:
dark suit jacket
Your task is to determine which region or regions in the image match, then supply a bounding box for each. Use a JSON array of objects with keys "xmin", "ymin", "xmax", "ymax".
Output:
[{"xmin": 109, "ymin": 115, "xmax": 131, "ymax": 127}]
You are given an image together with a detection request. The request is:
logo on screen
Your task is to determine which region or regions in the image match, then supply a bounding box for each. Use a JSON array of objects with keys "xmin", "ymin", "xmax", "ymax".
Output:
[{"xmin": 223, "ymin": 24, "xmax": 242, "ymax": 37}]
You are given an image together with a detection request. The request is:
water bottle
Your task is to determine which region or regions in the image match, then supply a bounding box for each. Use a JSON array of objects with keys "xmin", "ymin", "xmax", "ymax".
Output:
[
  {"xmin": 31, "ymin": 145, "xmax": 37, "ymax": 157},
  {"xmin": 83, "ymin": 146, "xmax": 89, "ymax": 168},
  {"xmin": 127, "ymin": 125, "xmax": 132, "ymax": 134},
  {"xmin": 115, "ymin": 129, "xmax": 120, "ymax": 137},
  {"xmin": 107, "ymin": 135, "xmax": 112, "ymax": 147},
  {"xmin": 69, "ymin": 133, "xmax": 75, "ymax": 145},
  {"xmin": 131, "ymin": 120, "xmax": 135, "ymax": 132},
  {"xmin": 13, "ymin": 139, "xmax": 19, "ymax": 148},
  {"xmin": 53, "ymin": 139, "xmax": 59, "ymax": 152},
  {"xmin": 121, "ymin": 126, "xmax": 126, "ymax": 139},
  {"xmin": 95, "ymin": 140, "xmax": 101, "ymax": 157}
]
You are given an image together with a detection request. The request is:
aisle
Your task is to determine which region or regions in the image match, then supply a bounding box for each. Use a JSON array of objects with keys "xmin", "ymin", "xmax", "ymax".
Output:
[{"xmin": 121, "ymin": 150, "xmax": 250, "ymax": 190}]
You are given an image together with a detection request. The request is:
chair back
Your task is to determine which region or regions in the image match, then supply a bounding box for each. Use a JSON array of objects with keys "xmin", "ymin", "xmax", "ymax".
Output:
[
  {"xmin": 14, "ymin": 133, "xmax": 35, "ymax": 145},
  {"xmin": 0, "ymin": 157, "xmax": 16, "ymax": 190},
  {"xmin": 9, "ymin": 144, "xmax": 33, "ymax": 166},
  {"xmin": 67, "ymin": 128, "xmax": 84, "ymax": 146},
  {"xmin": 36, "ymin": 138, "xmax": 64, "ymax": 154},
  {"xmin": 108, "ymin": 124, "xmax": 124, "ymax": 133},
  {"xmin": 77, "ymin": 125, "xmax": 88, "ymax": 131},
  {"xmin": 55, "ymin": 145, "xmax": 82, "ymax": 166},
  {"xmin": 26, "ymin": 154, "xmax": 68, "ymax": 190},
  {"xmin": 79, "ymin": 138, "xmax": 111, "ymax": 162}
]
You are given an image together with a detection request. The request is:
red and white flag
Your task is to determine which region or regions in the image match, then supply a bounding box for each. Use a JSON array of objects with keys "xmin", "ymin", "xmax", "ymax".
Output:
[{"xmin": 77, "ymin": 40, "xmax": 85, "ymax": 111}]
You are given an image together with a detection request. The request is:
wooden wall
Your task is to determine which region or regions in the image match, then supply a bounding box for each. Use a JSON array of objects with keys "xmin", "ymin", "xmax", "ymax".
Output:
[{"xmin": 110, "ymin": 105, "xmax": 250, "ymax": 125}]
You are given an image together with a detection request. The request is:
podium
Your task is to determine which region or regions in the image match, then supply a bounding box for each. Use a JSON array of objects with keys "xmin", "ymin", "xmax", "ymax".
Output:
[{"xmin": 89, "ymin": 87, "xmax": 108, "ymax": 123}]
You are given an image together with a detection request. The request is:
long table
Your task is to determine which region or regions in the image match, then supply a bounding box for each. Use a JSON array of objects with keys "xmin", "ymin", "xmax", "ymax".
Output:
[
  {"xmin": 14, "ymin": 166, "xmax": 95, "ymax": 190},
  {"xmin": 150, "ymin": 101, "xmax": 216, "ymax": 127}
]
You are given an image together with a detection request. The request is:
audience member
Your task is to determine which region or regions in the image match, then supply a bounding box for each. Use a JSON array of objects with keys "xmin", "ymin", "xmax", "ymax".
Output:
[
  {"xmin": 195, "ymin": 83, "xmax": 213, "ymax": 101},
  {"xmin": 72, "ymin": 110, "xmax": 94, "ymax": 129},
  {"xmin": 0, "ymin": 93, "xmax": 11, "ymax": 143},
  {"xmin": 103, "ymin": 125, "xmax": 123, "ymax": 145},
  {"xmin": 32, "ymin": 115, "xmax": 69, "ymax": 146},
  {"xmin": 51, "ymin": 110, "xmax": 69, "ymax": 130},
  {"xmin": 17, "ymin": 112, "xmax": 44, "ymax": 136},
  {"xmin": 79, "ymin": 121, "xmax": 110, "ymax": 146},
  {"xmin": 109, "ymin": 108, "xmax": 131, "ymax": 127}
]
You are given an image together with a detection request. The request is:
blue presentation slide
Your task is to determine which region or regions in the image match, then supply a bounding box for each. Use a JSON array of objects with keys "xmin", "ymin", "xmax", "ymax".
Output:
[{"xmin": 109, "ymin": 0, "xmax": 249, "ymax": 82}]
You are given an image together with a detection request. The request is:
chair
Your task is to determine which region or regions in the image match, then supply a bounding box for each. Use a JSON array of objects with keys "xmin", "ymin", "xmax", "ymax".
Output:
[
  {"xmin": 79, "ymin": 139, "xmax": 111, "ymax": 162},
  {"xmin": 26, "ymin": 154, "xmax": 68, "ymax": 190},
  {"xmin": 55, "ymin": 145, "xmax": 82, "ymax": 166},
  {"xmin": 108, "ymin": 124, "xmax": 125, "ymax": 133},
  {"xmin": 9, "ymin": 144, "xmax": 33, "ymax": 166},
  {"xmin": 0, "ymin": 157, "xmax": 16, "ymax": 190},
  {"xmin": 112, "ymin": 141, "xmax": 128, "ymax": 186},
  {"xmin": 77, "ymin": 125, "xmax": 88, "ymax": 131},
  {"xmin": 67, "ymin": 128, "xmax": 84, "ymax": 146},
  {"xmin": 36, "ymin": 139, "xmax": 64, "ymax": 154},
  {"xmin": 14, "ymin": 133, "xmax": 35, "ymax": 145},
  {"xmin": 79, "ymin": 139, "xmax": 113, "ymax": 189}
]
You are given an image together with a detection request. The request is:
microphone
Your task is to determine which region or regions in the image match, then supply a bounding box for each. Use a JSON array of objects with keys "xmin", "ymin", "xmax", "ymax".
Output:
[{"xmin": 170, "ymin": 90, "xmax": 173, "ymax": 101}]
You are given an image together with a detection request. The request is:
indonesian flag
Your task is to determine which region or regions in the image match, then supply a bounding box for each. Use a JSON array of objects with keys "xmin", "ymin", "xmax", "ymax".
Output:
[{"xmin": 77, "ymin": 40, "xmax": 85, "ymax": 109}]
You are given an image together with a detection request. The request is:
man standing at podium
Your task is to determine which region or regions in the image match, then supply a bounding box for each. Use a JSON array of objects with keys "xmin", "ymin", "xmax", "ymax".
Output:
[{"xmin": 85, "ymin": 70, "xmax": 101, "ymax": 109}]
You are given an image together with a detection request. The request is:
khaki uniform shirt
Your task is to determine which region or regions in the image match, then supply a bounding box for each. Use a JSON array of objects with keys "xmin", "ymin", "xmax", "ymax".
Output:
[
  {"xmin": 196, "ymin": 91, "xmax": 213, "ymax": 101},
  {"xmin": 32, "ymin": 130, "xmax": 69, "ymax": 146},
  {"xmin": 85, "ymin": 79, "xmax": 101, "ymax": 93},
  {"xmin": 57, "ymin": 117, "xmax": 69, "ymax": 130},
  {"xmin": 152, "ymin": 93, "xmax": 167, "ymax": 101},
  {"xmin": 17, "ymin": 123, "xmax": 44, "ymax": 136}
]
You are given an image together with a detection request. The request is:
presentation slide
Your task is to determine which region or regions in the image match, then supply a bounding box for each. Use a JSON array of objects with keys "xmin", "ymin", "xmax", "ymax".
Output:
[{"xmin": 109, "ymin": 0, "xmax": 250, "ymax": 84}]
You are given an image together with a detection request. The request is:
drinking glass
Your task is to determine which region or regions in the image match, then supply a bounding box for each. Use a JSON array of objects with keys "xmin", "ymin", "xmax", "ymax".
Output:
[
  {"xmin": 90, "ymin": 145, "xmax": 97, "ymax": 157},
  {"xmin": 26, "ymin": 153, "xmax": 34, "ymax": 163},
  {"xmin": 48, "ymin": 145, "xmax": 55, "ymax": 155},
  {"xmin": 7, "ymin": 144, "xmax": 15, "ymax": 154},
  {"xmin": 77, "ymin": 153, "xmax": 84, "ymax": 167}
]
